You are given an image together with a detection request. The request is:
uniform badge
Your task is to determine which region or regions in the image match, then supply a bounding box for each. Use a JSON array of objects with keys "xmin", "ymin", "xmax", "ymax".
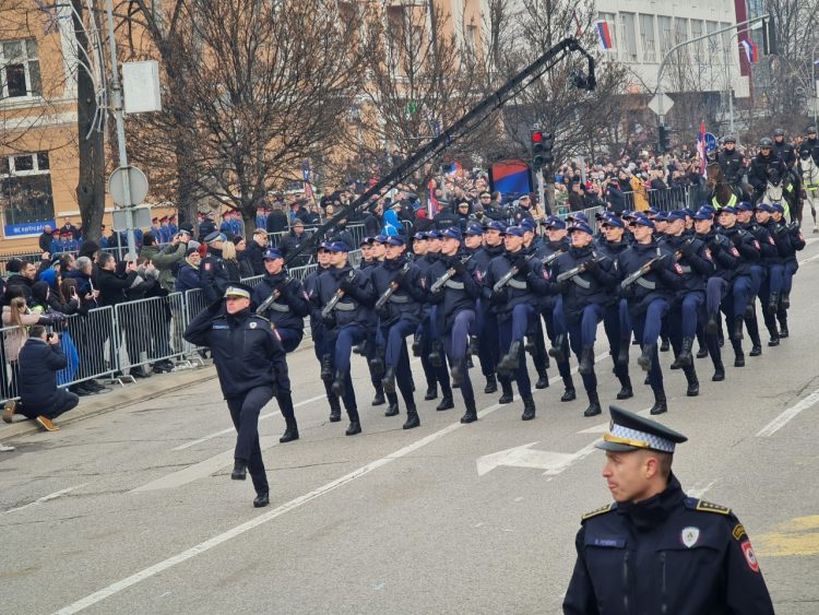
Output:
[
  {"xmin": 741, "ymin": 540, "xmax": 760, "ymax": 573},
  {"xmin": 768, "ymin": 236, "xmax": 775, "ymax": 245},
  {"xmin": 704, "ymin": 248, "xmax": 712, "ymax": 260},
  {"xmin": 730, "ymin": 247, "xmax": 740, "ymax": 257},
  {"xmin": 732, "ymin": 523, "xmax": 747, "ymax": 541},
  {"xmin": 250, "ymin": 321, "xmax": 257, "ymax": 329},
  {"xmin": 204, "ymin": 262, "xmax": 212, "ymax": 271},
  {"xmin": 681, "ymin": 526, "xmax": 700, "ymax": 548},
  {"xmin": 674, "ymin": 263, "xmax": 683, "ymax": 275},
  {"xmin": 753, "ymin": 240, "xmax": 761, "ymax": 250}
]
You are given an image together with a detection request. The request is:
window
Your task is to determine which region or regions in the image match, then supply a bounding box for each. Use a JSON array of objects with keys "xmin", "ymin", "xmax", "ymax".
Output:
[
  {"xmin": 640, "ymin": 14, "xmax": 656, "ymax": 63},
  {"xmin": 0, "ymin": 39, "xmax": 41, "ymax": 99},
  {"xmin": 598, "ymin": 12, "xmax": 618, "ymax": 52},
  {"xmin": 658, "ymin": 16, "xmax": 673, "ymax": 51},
  {"xmin": 620, "ymin": 13, "xmax": 638, "ymax": 62},
  {"xmin": 690, "ymin": 19, "xmax": 704, "ymax": 59},
  {"xmin": 705, "ymin": 21, "xmax": 719, "ymax": 54},
  {"xmin": 0, "ymin": 152, "xmax": 54, "ymax": 232}
]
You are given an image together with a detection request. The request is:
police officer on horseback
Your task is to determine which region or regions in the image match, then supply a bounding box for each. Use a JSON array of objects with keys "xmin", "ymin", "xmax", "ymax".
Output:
[
  {"xmin": 717, "ymin": 135, "xmax": 746, "ymax": 198},
  {"xmin": 748, "ymin": 138, "xmax": 788, "ymax": 205}
]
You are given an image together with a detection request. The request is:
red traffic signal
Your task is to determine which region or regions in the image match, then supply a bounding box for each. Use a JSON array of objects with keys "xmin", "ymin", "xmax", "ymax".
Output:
[{"xmin": 531, "ymin": 130, "xmax": 544, "ymax": 143}]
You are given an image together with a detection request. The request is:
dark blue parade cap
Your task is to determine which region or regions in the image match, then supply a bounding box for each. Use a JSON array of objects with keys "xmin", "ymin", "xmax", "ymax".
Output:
[
  {"xmin": 568, "ymin": 222, "xmax": 594, "ymax": 235},
  {"xmin": 262, "ymin": 248, "xmax": 283, "ymax": 260},
  {"xmin": 504, "ymin": 226, "xmax": 526, "ymax": 237},
  {"xmin": 385, "ymin": 235, "xmax": 406, "ymax": 246},
  {"xmin": 465, "ymin": 223, "xmax": 484, "ymax": 236},
  {"xmin": 631, "ymin": 214, "xmax": 655, "ymax": 229},
  {"xmin": 596, "ymin": 405, "xmax": 687, "ymax": 454},
  {"xmin": 601, "ymin": 214, "xmax": 624, "ymax": 229},
  {"xmin": 543, "ymin": 216, "xmax": 566, "ymax": 230},
  {"xmin": 441, "ymin": 227, "xmax": 463, "ymax": 240}
]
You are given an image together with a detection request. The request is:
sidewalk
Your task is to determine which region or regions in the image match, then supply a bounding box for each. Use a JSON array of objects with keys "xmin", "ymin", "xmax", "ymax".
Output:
[{"xmin": 1, "ymin": 364, "xmax": 217, "ymax": 440}]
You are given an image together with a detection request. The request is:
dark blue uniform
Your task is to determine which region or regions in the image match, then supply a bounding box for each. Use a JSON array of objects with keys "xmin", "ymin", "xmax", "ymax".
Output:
[
  {"xmin": 564, "ymin": 476, "xmax": 774, "ymax": 615},
  {"xmin": 466, "ymin": 243, "xmax": 501, "ymax": 390},
  {"xmin": 595, "ymin": 237, "xmax": 632, "ymax": 398},
  {"xmin": 252, "ymin": 272, "xmax": 310, "ymax": 352},
  {"xmin": 415, "ymin": 252, "xmax": 454, "ymax": 407},
  {"xmin": 718, "ymin": 224, "xmax": 760, "ymax": 361},
  {"xmin": 772, "ymin": 219, "xmax": 805, "ymax": 336},
  {"xmin": 304, "ymin": 262, "xmax": 340, "ymax": 419}
]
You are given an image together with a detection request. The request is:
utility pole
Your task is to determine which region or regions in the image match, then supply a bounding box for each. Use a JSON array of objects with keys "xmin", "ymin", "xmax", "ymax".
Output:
[
  {"xmin": 813, "ymin": 42, "xmax": 819, "ymax": 129},
  {"xmin": 104, "ymin": 0, "xmax": 137, "ymax": 259}
]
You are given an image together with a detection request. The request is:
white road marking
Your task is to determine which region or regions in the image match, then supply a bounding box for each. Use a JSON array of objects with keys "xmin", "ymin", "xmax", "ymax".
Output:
[
  {"xmin": 756, "ymin": 387, "xmax": 819, "ymax": 437},
  {"xmin": 5, "ymin": 484, "xmax": 88, "ymax": 514},
  {"xmin": 476, "ymin": 441, "xmax": 597, "ymax": 477},
  {"xmin": 799, "ymin": 252, "xmax": 819, "ymax": 264},
  {"xmin": 171, "ymin": 394, "xmax": 326, "ymax": 451}
]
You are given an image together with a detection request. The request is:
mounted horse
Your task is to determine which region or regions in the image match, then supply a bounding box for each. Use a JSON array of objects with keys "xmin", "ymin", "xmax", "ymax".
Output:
[
  {"xmin": 761, "ymin": 168, "xmax": 792, "ymax": 221},
  {"xmin": 705, "ymin": 162, "xmax": 742, "ymax": 210},
  {"xmin": 799, "ymin": 151, "xmax": 819, "ymax": 232}
]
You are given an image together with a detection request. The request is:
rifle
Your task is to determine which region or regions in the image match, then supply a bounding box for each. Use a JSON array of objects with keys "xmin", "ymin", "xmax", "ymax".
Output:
[
  {"xmin": 555, "ymin": 255, "xmax": 604, "ymax": 284},
  {"xmin": 542, "ymin": 246, "xmax": 567, "ymax": 267},
  {"xmin": 320, "ymin": 270, "xmax": 357, "ymax": 319},
  {"xmin": 430, "ymin": 254, "xmax": 474, "ymax": 293},
  {"xmin": 255, "ymin": 275, "xmax": 294, "ymax": 315},
  {"xmin": 492, "ymin": 265, "xmax": 520, "ymax": 293},
  {"xmin": 672, "ymin": 237, "xmax": 696, "ymax": 262},
  {"xmin": 375, "ymin": 260, "xmax": 413, "ymax": 310},
  {"xmin": 620, "ymin": 254, "xmax": 668, "ymax": 290}
]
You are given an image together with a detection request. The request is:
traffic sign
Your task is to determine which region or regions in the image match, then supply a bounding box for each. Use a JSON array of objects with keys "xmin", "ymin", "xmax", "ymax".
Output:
[
  {"xmin": 704, "ymin": 132, "xmax": 718, "ymax": 153},
  {"xmin": 647, "ymin": 93, "xmax": 674, "ymax": 116},
  {"xmin": 108, "ymin": 166, "xmax": 149, "ymax": 207}
]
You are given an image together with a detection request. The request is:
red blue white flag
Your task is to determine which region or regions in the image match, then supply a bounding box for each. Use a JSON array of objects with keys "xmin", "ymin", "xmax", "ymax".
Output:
[{"xmin": 595, "ymin": 20, "xmax": 613, "ymax": 51}]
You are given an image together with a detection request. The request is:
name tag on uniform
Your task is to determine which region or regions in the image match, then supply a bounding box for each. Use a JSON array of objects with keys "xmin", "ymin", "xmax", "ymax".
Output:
[
  {"xmin": 588, "ymin": 537, "xmax": 626, "ymax": 548},
  {"xmin": 211, "ymin": 324, "xmax": 229, "ymax": 329}
]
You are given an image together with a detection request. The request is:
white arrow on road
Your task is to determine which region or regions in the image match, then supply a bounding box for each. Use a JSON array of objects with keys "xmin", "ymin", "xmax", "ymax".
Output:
[{"xmin": 476, "ymin": 441, "xmax": 598, "ymax": 477}]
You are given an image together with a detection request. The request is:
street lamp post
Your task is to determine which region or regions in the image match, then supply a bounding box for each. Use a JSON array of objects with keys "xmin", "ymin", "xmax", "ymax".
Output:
[{"xmin": 813, "ymin": 42, "xmax": 819, "ymax": 129}]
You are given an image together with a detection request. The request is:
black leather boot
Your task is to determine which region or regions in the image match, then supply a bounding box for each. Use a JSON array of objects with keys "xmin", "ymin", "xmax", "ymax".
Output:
[
  {"xmin": 384, "ymin": 391, "xmax": 399, "ymax": 417},
  {"xmin": 671, "ymin": 337, "xmax": 694, "ymax": 369},
  {"xmin": 649, "ymin": 390, "xmax": 668, "ymax": 415},
  {"xmin": 345, "ymin": 408, "xmax": 361, "ymax": 436},
  {"xmin": 403, "ymin": 405, "xmax": 420, "ymax": 429},
  {"xmin": 616, "ymin": 375, "xmax": 633, "ymax": 400},
  {"xmin": 561, "ymin": 376, "xmax": 576, "ymax": 402},
  {"xmin": 484, "ymin": 373, "xmax": 498, "ymax": 394},
  {"xmin": 382, "ymin": 366, "xmax": 397, "ymax": 394},
  {"xmin": 450, "ymin": 362, "xmax": 464, "ymax": 387},
  {"xmin": 780, "ymin": 293, "xmax": 790, "ymax": 309},
  {"xmin": 411, "ymin": 335, "xmax": 423, "ymax": 357},
  {"xmin": 460, "ymin": 398, "xmax": 478, "ymax": 424},
  {"xmin": 685, "ymin": 369, "xmax": 700, "ymax": 397},
  {"xmin": 660, "ymin": 336, "xmax": 670, "ymax": 352},
  {"xmin": 320, "ymin": 354, "xmax": 333, "ymax": 382},
  {"xmin": 328, "ymin": 394, "xmax": 341, "ymax": 422},
  {"xmin": 616, "ymin": 337, "xmax": 630, "ymax": 367},
  {"xmin": 498, "ymin": 378, "xmax": 514, "ymax": 404},
  {"xmin": 231, "ymin": 460, "xmax": 247, "ymax": 480},
  {"xmin": 534, "ymin": 367, "xmax": 549, "ymax": 389},
  {"xmin": 369, "ymin": 353, "xmax": 384, "ymax": 377},
  {"xmin": 767, "ymin": 292, "xmax": 780, "ymax": 315},
  {"xmin": 583, "ymin": 390, "xmax": 602, "ymax": 417},
  {"xmin": 521, "ymin": 395, "xmax": 536, "ymax": 421},
  {"xmin": 497, "ymin": 341, "xmax": 521, "ymax": 374},
  {"xmin": 429, "ymin": 342, "xmax": 443, "ymax": 367},
  {"xmin": 424, "ymin": 385, "xmax": 438, "ymax": 401},
  {"xmin": 768, "ymin": 334, "xmax": 780, "ymax": 347},
  {"xmin": 253, "ymin": 492, "xmax": 270, "ymax": 508},
  {"xmin": 712, "ymin": 362, "xmax": 725, "ymax": 382},
  {"xmin": 578, "ymin": 346, "xmax": 595, "ymax": 376},
  {"xmin": 436, "ymin": 395, "xmax": 454, "ymax": 411},
  {"xmin": 696, "ymin": 344, "xmax": 708, "ymax": 359},
  {"xmin": 733, "ymin": 319, "xmax": 744, "ymax": 341},
  {"xmin": 548, "ymin": 334, "xmax": 566, "ymax": 363},
  {"xmin": 637, "ymin": 344, "xmax": 655, "ymax": 372},
  {"xmin": 734, "ymin": 352, "xmax": 745, "ymax": 367},
  {"xmin": 469, "ymin": 335, "xmax": 480, "ymax": 356},
  {"xmin": 278, "ymin": 396, "xmax": 299, "ymax": 443},
  {"xmin": 371, "ymin": 382, "xmax": 385, "ymax": 407}
]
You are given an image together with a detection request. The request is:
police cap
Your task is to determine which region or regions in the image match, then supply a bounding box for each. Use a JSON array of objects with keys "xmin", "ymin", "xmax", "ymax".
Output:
[
  {"xmin": 224, "ymin": 283, "xmax": 253, "ymax": 300},
  {"xmin": 808, "ymin": 126, "xmax": 818, "ymax": 134},
  {"xmin": 600, "ymin": 214, "xmax": 624, "ymax": 229},
  {"xmin": 759, "ymin": 137, "xmax": 773, "ymax": 148},
  {"xmin": 596, "ymin": 405, "xmax": 687, "ymax": 454},
  {"xmin": 204, "ymin": 231, "xmax": 227, "ymax": 245},
  {"xmin": 718, "ymin": 206, "xmax": 737, "ymax": 215},
  {"xmin": 520, "ymin": 218, "xmax": 537, "ymax": 232},
  {"xmin": 770, "ymin": 203, "xmax": 785, "ymax": 214},
  {"xmin": 464, "ymin": 223, "xmax": 484, "ymax": 236},
  {"xmin": 385, "ymin": 235, "xmax": 405, "ymax": 246},
  {"xmin": 441, "ymin": 227, "xmax": 463, "ymax": 240},
  {"xmin": 568, "ymin": 221, "xmax": 593, "ymax": 235},
  {"xmin": 666, "ymin": 210, "xmax": 687, "ymax": 222},
  {"xmin": 735, "ymin": 202, "xmax": 754, "ymax": 212},
  {"xmin": 755, "ymin": 203, "xmax": 774, "ymax": 213},
  {"xmin": 503, "ymin": 226, "xmax": 526, "ymax": 237},
  {"xmin": 484, "ymin": 220, "xmax": 506, "ymax": 233},
  {"xmin": 773, "ymin": 128, "xmax": 785, "ymax": 137},
  {"xmin": 263, "ymin": 248, "xmax": 284, "ymax": 260},
  {"xmin": 723, "ymin": 135, "xmax": 736, "ymax": 144},
  {"xmin": 543, "ymin": 216, "xmax": 567, "ymax": 230},
  {"xmin": 631, "ymin": 214, "xmax": 655, "ymax": 229},
  {"xmin": 326, "ymin": 241, "xmax": 350, "ymax": 253}
]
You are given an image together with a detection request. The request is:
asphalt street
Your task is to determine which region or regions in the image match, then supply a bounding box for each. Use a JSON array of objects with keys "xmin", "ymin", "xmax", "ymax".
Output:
[{"xmin": 3, "ymin": 238, "xmax": 819, "ymax": 614}]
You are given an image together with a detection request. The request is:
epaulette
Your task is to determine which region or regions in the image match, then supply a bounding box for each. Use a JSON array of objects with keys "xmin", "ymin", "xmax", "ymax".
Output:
[
  {"xmin": 581, "ymin": 503, "xmax": 616, "ymax": 521},
  {"xmin": 250, "ymin": 313, "xmax": 271, "ymax": 324},
  {"xmin": 685, "ymin": 497, "xmax": 731, "ymax": 515}
]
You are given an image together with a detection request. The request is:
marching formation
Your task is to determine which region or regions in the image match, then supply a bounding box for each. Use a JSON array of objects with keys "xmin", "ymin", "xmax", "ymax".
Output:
[{"xmin": 235, "ymin": 201, "xmax": 806, "ymax": 444}]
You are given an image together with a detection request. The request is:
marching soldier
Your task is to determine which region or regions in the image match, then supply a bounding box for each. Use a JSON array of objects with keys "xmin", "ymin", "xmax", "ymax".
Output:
[
  {"xmin": 617, "ymin": 214, "xmax": 682, "ymax": 415},
  {"xmin": 312, "ymin": 241, "xmax": 375, "ymax": 435},
  {"xmin": 483, "ymin": 226, "xmax": 540, "ymax": 420},
  {"xmin": 550, "ymin": 221, "xmax": 617, "ymax": 417},
  {"xmin": 753, "ymin": 203, "xmax": 786, "ymax": 346},
  {"xmin": 358, "ymin": 236, "xmax": 390, "ymax": 409},
  {"xmin": 463, "ymin": 222, "xmax": 499, "ymax": 393},
  {"xmin": 183, "ymin": 283, "xmax": 290, "ymax": 508},
  {"xmin": 564, "ymin": 406, "xmax": 775, "ymax": 614},
  {"xmin": 371, "ymin": 236, "xmax": 426, "ymax": 429},
  {"xmin": 251, "ymin": 248, "xmax": 310, "ymax": 443},
  {"xmin": 426, "ymin": 227, "xmax": 480, "ymax": 423},
  {"xmin": 770, "ymin": 203, "xmax": 805, "ymax": 337}
]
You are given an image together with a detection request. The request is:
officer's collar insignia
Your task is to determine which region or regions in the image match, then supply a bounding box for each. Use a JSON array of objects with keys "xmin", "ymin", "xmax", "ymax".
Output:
[
  {"xmin": 681, "ymin": 526, "xmax": 700, "ymax": 548},
  {"xmin": 250, "ymin": 321, "xmax": 257, "ymax": 329}
]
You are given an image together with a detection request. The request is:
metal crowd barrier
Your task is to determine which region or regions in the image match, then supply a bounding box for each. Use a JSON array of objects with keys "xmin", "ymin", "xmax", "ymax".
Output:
[{"xmin": 621, "ymin": 186, "xmax": 696, "ymax": 213}]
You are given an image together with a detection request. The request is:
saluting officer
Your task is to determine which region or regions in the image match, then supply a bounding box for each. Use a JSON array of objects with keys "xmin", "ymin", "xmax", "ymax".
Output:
[
  {"xmin": 564, "ymin": 406, "xmax": 774, "ymax": 615},
  {"xmin": 313, "ymin": 241, "xmax": 375, "ymax": 436},
  {"xmin": 426, "ymin": 227, "xmax": 480, "ymax": 424},
  {"xmin": 200, "ymin": 232, "xmax": 231, "ymax": 303},
  {"xmin": 183, "ymin": 283, "xmax": 290, "ymax": 508},
  {"xmin": 371, "ymin": 235, "xmax": 426, "ymax": 429},
  {"xmin": 617, "ymin": 214, "xmax": 682, "ymax": 415}
]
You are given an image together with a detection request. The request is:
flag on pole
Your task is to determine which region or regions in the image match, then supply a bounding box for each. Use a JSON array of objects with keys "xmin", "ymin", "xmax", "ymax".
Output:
[
  {"xmin": 595, "ymin": 20, "xmax": 613, "ymax": 51},
  {"xmin": 697, "ymin": 121, "xmax": 707, "ymax": 177},
  {"xmin": 739, "ymin": 39, "xmax": 758, "ymax": 64}
]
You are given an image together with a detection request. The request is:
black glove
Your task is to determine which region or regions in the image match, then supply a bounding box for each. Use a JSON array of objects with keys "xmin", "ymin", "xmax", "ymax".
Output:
[
  {"xmin": 390, "ymin": 271, "xmax": 406, "ymax": 287},
  {"xmin": 322, "ymin": 313, "xmax": 337, "ymax": 329},
  {"xmin": 514, "ymin": 255, "xmax": 529, "ymax": 275},
  {"xmin": 339, "ymin": 279, "xmax": 355, "ymax": 294},
  {"xmin": 490, "ymin": 288, "xmax": 508, "ymax": 305},
  {"xmin": 584, "ymin": 258, "xmax": 598, "ymax": 272},
  {"xmin": 451, "ymin": 260, "xmax": 466, "ymax": 275}
]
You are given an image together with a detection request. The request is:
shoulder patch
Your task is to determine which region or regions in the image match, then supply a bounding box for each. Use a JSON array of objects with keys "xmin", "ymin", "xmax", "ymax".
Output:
[
  {"xmin": 582, "ymin": 503, "xmax": 615, "ymax": 521},
  {"xmin": 688, "ymin": 498, "xmax": 732, "ymax": 515}
]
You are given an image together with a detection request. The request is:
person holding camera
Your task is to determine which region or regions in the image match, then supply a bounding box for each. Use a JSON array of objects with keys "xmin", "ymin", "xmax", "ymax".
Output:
[{"xmin": 5, "ymin": 325, "xmax": 80, "ymax": 431}]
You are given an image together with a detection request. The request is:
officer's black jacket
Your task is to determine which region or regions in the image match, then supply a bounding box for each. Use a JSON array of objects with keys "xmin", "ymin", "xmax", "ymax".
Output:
[
  {"xmin": 312, "ymin": 265, "xmax": 374, "ymax": 328},
  {"xmin": 548, "ymin": 245, "xmax": 617, "ymax": 320},
  {"xmin": 200, "ymin": 248, "xmax": 230, "ymax": 304},
  {"xmin": 563, "ymin": 474, "xmax": 775, "ymax": 615},
  {"xmin": 740, "ymin": 222, "xmax": 779, "ymax": 263},
  {"xmin": 718, "ymin": 225, "xmax": 760, "ymax": 276},
  {"xmin": 482, "ymin": 248, "xmax": 539, "ymax": 318},
  {"xmin": 769, "ymin": 220, "xmax": 806, "ymax": 260},
  {"xmin": 468, "ymin": 244, "xmax": 504, "ymax": 285},
  {"xmin": 425, "ymin": 252, "xmax": 479, "ymax": 329},
  {"xmin": 616, "ymin": 240, "xmax": 681, "ymax": 313},
  {"xmin": 303, "ymin": 264, "xmax": 330, "ymax": 338},
  {"xmin": 697, "ymin": 230, "xmax": 740, "ymax": 281},
  {"xmin": 370, "ymin": 256, "xmax": 425, "ymax": 325},
  {"xmin": 773, "ymin": 140, "xmax": 796, "ymax": 168},
  {"xmin": 747, "ymin": 153, "xmax": 788, "ymax": 191},
  {"xmin": 252, "ymin": 271, "xmax": 309, "ymax": 332},
  {"xmin": 717, "ymin": 149, "xmax": 745, "ymax": 184},
  {"xmin": 183, "ymin": 306, "xmax": 289, "ymax": 399},
  {"xmin": 594, "ymin": 239, "xmax": 629, "ymax": 307},
  {"xmin": 663, "ymin": 234, "xmax": 714, "ymax": 292},
  {"xmin": 798, "ymin": 137, "xmax": 819, "ymax": 166}
]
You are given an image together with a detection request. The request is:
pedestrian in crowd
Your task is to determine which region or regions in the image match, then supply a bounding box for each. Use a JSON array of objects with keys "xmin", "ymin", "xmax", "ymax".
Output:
[
  {"xmin": 3, "ymin": 325, "xmax": 80, "ymax": 432},
  {"xmin": 244, "ymin": 229, "xmax": 269, "ymax": 276},
  {"xmin": 38, "ymin": 224, "xmax": 53, "ymax": 252},
  {"xmin": 265, "ymin": 200, "xmax": 289, "ymax": 234},
  {"xmin": 280, "ymin": 219, "xmax": 310, "ymax": 267},
  {"xmin": 183, "ymin": 283, "xmax": 291, "ymax": 508},
  {"xmin": 220, "ymin": 239, "xmax": 244, "ymax": 282},
  {"xmin": 564, "ymin": 406, "xmax": 774, "ymax": 614},
  {"xmin": 232, "ymin": 236, "xmax": 256, "ymax": 278},
  {"xmin": 175, "ymin": 247, "xmax": 204, "ymax": 293},
  {"xmin": 139, "ymin": 230, "xmax": 188, "ymax": 291}
]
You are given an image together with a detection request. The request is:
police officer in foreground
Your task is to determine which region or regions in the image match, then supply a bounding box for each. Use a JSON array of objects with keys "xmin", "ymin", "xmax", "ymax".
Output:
[
  {"xmin": 563, "ymin": 406, "xmax": 775, "ymax": 614},
  {"xmin": 183, "ymin": 284, "xmax": 290, "ymax": 508}
]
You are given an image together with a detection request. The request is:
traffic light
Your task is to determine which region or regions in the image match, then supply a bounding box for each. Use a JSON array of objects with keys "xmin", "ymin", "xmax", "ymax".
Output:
[
  {"xmin": 531, "ymin": 130, "xmax": 554, "ymax": 170},
  {"xmin": 658, "ymin": 125, "xmax": 670, "ymax": 154}
]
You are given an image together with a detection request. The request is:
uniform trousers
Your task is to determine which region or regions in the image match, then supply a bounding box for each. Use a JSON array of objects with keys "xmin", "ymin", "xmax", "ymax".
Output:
[
  {"xmin": 499, "ymin": 316, "xmax": 532, "ymax": 397},
  {"xmin": 275, "ymin": 327, "xmax": 303, "ymax": 354},
  {"xmin": 603, "ymin": 300, "xmax": 630, "ymax": 378},
  {"xmin": 475, "ymin": 301, "xmax": 499, "ymax": 377},
  {"xmin": 444, "ymin": 310, "xmax": 475, "ymax": 403},
  {"xmin": 567, "ymin": 303, "xmax": 605, "ymax": 395},
  {"xmin": 225, "ymin": 385, "xmax": 274, "ymax": 494},
  {"xmin": 630, "ymin": 298, "xmax": 669, "ymax": 393}
]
